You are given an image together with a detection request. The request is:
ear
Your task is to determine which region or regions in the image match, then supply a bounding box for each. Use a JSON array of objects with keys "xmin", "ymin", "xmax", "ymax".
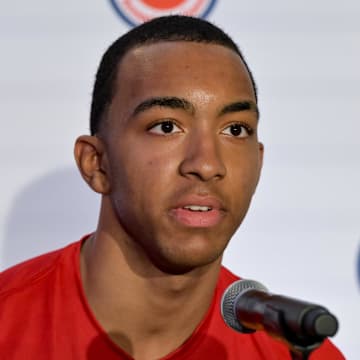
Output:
[
  {"xmin": 74, "ymin": 135, "xmax": 110, "ymax": 195},
  {"xmin": 258, "ymin": 142, "xmax": 264, "ymax": 171},
  {"xmin": 255, "ymin": 142, "xmax": 264, "ymax": 187}
]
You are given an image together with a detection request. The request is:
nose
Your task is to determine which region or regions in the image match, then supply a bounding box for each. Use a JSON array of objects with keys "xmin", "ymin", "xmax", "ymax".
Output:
[{"xmin": 179, "ymin": 131, "xmax": 226, "ymax": 181}]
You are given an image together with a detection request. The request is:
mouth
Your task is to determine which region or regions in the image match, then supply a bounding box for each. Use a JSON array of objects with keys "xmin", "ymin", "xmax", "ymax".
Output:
[
  {"xmin": 182, "ymin": 205, "xmax": 213, "ymax": 212},
  {"xmin": 169, "ymin": 198, "xmax": 225, "ymax": 228}
]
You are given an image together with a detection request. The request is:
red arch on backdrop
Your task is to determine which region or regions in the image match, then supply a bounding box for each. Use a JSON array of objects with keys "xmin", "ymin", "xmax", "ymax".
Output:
[{"xmin": 142, "ymin": 0, "xmax": 184, "ymax": 9}]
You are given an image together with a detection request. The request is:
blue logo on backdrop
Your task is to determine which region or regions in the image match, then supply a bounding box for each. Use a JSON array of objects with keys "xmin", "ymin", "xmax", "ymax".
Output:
[
  {"xmin": 357, "ymin": 241, "xmax": 360, "ymax": 289},
  {"xmin": 109, "ymin": 0, "xmax": 217, "ymax": 27}
]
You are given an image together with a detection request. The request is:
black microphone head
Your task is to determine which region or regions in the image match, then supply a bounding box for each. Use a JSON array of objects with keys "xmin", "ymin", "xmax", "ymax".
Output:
[
  {"xmin": 221, "ymin": 279, "xmax": 268, "ymax": 333},
  {"xmin": 303, "ymin": 307, "xmax": 339, "ymax": 338}
]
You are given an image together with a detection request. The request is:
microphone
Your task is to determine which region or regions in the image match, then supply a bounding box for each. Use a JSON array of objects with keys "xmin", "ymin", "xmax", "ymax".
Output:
[{"xmin": 221, "ymin": 279, "xmax": 338, "ymax": 349}]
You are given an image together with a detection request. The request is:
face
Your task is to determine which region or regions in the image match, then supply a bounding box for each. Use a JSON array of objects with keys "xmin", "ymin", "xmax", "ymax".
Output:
[{"xmin": 101, "ymin": 41, "xmax": 263, "ymax": 274}]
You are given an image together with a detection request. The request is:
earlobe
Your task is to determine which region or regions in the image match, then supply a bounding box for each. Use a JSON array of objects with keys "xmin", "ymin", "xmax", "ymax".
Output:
[
  {"xmin": 258, "ymin": 142, "xmax": 264, "ymax": 170},
  {"xmin": 74, "ymin": 135, "xmax": 111, "ymax": 194},
  {"xmin": 255, "ymin": 142, "xmax": 264, "ymax": 186}
]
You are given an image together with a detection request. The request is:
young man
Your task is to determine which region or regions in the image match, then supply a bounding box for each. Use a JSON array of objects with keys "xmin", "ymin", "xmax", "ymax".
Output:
[{"xmin": 0, "ymin": 16, "xmax": 343, "ymax": 359}]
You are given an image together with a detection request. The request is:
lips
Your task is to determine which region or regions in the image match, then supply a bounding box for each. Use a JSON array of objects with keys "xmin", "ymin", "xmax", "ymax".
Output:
[{"xmin": 169, "ymin": 195, "xmax": 226, "ymax": 228}]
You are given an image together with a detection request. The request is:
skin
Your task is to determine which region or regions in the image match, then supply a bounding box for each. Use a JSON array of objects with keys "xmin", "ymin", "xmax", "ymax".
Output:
[{"xmin": 74, "ymin": 41, "xmax": 263, "ymax": 360}]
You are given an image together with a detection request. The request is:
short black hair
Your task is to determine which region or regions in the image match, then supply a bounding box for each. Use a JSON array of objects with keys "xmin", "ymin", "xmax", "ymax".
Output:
[{"xmin": 90, "ymin": 15, "xmax": 257, "ymax": 135}]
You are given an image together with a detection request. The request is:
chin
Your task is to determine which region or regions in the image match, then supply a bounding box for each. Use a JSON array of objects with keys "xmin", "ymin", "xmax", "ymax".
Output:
[{"xmin": 149, "ymin": 243, "xmax": 224, "ymax": 275}]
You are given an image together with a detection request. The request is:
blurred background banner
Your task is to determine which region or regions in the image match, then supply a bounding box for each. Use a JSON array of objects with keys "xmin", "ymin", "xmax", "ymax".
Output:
[
  {"xmin": 109, "ymin": 0, "xmax": 217, "ymax": 26},
  {"xmin": 0, "ymin": 0, "xmax": 359, "ymax": 357}
]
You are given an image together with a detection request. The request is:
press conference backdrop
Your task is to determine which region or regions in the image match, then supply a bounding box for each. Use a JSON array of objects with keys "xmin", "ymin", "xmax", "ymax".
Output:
[{"xmin": 1, "ymin": 1, "xmax": 359, "ymax": 357}]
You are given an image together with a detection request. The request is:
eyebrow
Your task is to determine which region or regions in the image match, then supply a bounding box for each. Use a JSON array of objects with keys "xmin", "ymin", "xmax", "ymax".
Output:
[
  {"xmin": 219, "ymin": 101, "xmax": 259, "ymax": 118},
  {"xmin": 132, "ymin": 97, "xmax": 195, "ymax": 117},
  {"xmin": 131, "ymin": 96, "xmax": 259, "ymax": 119}
]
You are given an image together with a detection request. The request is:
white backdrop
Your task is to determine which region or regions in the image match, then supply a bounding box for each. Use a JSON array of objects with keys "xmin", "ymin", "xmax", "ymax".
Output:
[{"xmin": 0, "ymin": 1, "xmax": 359, "ymax": 358}]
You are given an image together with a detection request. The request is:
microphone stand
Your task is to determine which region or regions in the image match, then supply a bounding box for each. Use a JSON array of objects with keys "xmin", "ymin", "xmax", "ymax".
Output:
[
  {"xmin": 260, "ymin": 304, "xmax": 327, "ymax": 360},
  {"xmin": 288, "ymin": 338, "xmax": 324, "ymax": 360},
  {"xmin": 291, "ymin": 350, "xmax": 310, "ymax": 360}
]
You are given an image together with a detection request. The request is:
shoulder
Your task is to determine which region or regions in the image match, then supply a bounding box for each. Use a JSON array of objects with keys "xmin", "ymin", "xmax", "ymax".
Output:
[
  {"xmin": 0, "ymin": 241, "xmax": 81, "ymax": 300},
  {"xmin": 311, "ymin": 339, "xmax": 345, "ymax": 360}
]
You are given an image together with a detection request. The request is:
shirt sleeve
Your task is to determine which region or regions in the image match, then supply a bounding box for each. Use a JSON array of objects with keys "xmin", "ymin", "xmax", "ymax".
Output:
[{"xmin": 309, "ymin": 339, "xmax": 345, "ymax": 360}]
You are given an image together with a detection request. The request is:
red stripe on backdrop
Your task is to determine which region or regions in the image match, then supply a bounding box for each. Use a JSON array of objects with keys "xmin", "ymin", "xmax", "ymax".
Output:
[
  {"xmin": 124, "ymin": 0, "xmax": 148, "ymax": 22},
  {"xmin": 141, "ymin": 0, "xmax": 185, "ymax": 10},
  {"xmin": 186, "ymin": 0, "xmax": 206, "ymax": 16}
]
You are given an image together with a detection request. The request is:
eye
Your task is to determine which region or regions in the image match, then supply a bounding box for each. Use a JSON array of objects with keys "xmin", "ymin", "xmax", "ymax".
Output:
[
  {"xmin": 221, "ymin": 123, "xmax": 252, "ymax": 138},
  {"xmin": 148, "ymin": 120, "xmax": 182, "ymax": 135}
]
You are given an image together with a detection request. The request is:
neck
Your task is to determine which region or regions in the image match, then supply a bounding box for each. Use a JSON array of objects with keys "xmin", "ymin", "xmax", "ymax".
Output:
[{"xmin": 80, "ymin": 199, "xmax": 222, "ymax": 360}]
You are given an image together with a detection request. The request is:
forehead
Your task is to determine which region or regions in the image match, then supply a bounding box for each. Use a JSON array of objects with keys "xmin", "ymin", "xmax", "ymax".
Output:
[{"xmin": 114, "ymin": 41, "xmax": 255, "ymax": 99}]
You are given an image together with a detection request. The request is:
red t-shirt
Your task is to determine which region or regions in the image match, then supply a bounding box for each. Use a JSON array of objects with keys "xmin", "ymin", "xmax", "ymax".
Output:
[{"xmin": 0, "ymin": 239, "xmax": 344, "ymax": 359}]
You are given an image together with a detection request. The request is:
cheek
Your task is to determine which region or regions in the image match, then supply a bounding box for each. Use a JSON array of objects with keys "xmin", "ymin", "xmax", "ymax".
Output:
[
  {"xmin": 228, "ymin": 154, "xmax": 261, "ymax": 192},
  {"xmin": 111, "ymin": 147, "xmax": 180, "ymax": 200}
]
